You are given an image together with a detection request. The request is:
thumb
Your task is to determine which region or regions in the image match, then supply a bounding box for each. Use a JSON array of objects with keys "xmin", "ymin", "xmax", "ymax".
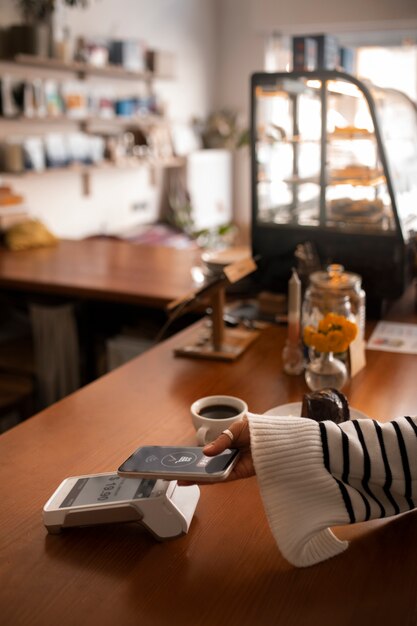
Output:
[
  {"xmin": 203, "ymin": 432, "xmax": 232, "ymax": 456},
  {"xmin": 203, "ymin": 418, "xmax": 247, "ymax": 456}
]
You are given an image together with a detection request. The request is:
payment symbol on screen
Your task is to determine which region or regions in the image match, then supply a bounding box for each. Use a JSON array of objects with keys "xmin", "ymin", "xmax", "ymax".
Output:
[
  {"xmin": 161, "ymin": 451, "xmax": 198, "ymax": 468},
  {"xmin": 145, "ymin": 455, "xmax": 159, "ymax": 463}
]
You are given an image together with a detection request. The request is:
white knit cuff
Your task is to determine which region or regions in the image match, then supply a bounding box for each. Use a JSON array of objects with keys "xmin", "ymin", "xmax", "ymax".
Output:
[{"xmin": 248, "ymin": 413, "xmax": 350, "ymax": 567}]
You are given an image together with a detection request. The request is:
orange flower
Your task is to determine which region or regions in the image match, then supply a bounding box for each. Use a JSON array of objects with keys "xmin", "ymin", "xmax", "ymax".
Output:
[
  {"xmin": 302, "ymin": 312, "xmax": 358, "ymax": 353},
  {"xmin": 318, "ymin": 318, "xmax": 332, "ymax": 333},
  {"xmin": 327, "ymin": 330, "xmax": 346, "ymax": 353},
  {"xmin": 313, "ymin": 332, "xmax": 329, "ymax": 353},
  {"xmin": 342, "ymin": 319, "xmax": 358, "ymax": 342},
  {"xmin": 326, "ymin": 313, "xmax": 345, "ymax": 327}
]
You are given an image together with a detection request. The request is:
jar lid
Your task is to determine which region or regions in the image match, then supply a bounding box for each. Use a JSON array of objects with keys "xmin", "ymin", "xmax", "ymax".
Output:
[{"xmin": 310, "ymin": 264, "xmax": 362, "ymax": 292}]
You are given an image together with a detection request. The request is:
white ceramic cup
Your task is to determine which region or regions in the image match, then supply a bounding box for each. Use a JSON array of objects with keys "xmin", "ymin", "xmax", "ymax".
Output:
[{"xmin": 191, "ymin": 395, "xmax": 248, "ymax": 446}]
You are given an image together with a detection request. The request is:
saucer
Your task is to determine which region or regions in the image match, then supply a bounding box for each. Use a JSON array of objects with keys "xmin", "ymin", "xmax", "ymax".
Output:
[
  {"xmin": 264, "ymin": 402, "xmax": 369, "ymax": 420},
  {"xmin": 201, "ymin": 247, "xmax": 250, "ymax": 273}
]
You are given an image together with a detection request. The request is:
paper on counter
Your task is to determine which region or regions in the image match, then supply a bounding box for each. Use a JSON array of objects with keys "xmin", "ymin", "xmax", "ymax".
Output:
[{"xmin": 367, "ymin": 321, "xmax": 417, "ymax": 354}]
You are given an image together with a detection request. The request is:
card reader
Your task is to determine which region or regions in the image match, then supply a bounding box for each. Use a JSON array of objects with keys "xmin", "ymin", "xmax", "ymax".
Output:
[{"xmin": 43, "ymin": 472, "xmax": 200, "ymax": 540}]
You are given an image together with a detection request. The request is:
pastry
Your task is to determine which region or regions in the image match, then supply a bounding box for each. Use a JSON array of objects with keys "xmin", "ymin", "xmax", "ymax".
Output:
[
  {"xmin": 329, "ymin": 198, "xmax": 384, "ymax": 220},
  {"xmin": 330, "ymin": 165, "xmax": 384, "ymax": 182},
  {"xmin": 301, "ymin": 388, "xmax": 350, "ymax": 424},
  {"xmin": 331, "ymin": 126, "xmax": 373, "ymax": 138}
]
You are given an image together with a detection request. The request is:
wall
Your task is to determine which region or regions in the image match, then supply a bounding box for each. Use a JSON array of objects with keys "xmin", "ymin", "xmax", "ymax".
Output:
[
  {"xmin": 0, "ymin": 0, "xmax": 218, "ymax": 238},
  {"xmin": 211, "ymin": 0, "xmax": 264, "ymax": 242},
  {"xmin": 215, "ymin": 0, "xmax": 417, "ymax": 117},
  {"xmin": 251, "ymin": 0, "xmax": 417, "ymax": 35}
]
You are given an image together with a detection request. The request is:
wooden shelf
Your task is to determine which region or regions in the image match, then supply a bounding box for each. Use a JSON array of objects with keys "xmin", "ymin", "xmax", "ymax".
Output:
[
  {"xmin": 0, "ymin": 157, "xmax": 185, "ymax": 178},
  {"xmin": 13, "ymin": 54, "xmax": 173, "ymax": 81},
  {"xmin": 0, "ymin": 54, "xmax": 177, "ymax": 196},
  {"xmin": 0, "ymin": 113, "xmax": 167, "ymax": 128}
]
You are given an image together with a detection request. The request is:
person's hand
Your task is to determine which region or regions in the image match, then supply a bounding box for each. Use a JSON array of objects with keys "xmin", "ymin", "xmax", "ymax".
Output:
[
  {"xmin": 179, "ymin": 417, "xmax": 254, "ymax": 485},
  {"xmin": 203, "ymin": 417, "xmax": 254, "ymax": 481}
]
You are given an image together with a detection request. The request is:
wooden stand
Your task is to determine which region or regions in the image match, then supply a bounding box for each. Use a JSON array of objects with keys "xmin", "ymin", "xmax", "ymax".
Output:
[{"xmin": 174, "ymin": 285, "xmax": 259, "ymax": 361}]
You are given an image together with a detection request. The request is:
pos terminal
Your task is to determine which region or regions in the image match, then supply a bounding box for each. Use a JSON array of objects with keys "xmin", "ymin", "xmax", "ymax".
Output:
[{"xmin": 43, "ymin": 472, "xmax": 200, "ymax": 540}]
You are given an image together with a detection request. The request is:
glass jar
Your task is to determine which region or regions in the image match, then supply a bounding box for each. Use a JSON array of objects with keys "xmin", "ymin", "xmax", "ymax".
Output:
[{"xmin": 302, "ymin": 264, "xmax": 366, "ymax": 340}]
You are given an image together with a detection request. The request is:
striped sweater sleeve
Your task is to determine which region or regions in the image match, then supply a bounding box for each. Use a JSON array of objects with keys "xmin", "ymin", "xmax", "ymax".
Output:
[{"xmin": 247, "ymin": 412, "xmax": 417, "ymax": 568}]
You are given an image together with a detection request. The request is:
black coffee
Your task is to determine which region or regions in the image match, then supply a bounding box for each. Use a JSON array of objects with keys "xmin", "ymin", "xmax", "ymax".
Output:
[{"xmin": 198, "ymin": 404, "xmax": 240, "ymax": 420}]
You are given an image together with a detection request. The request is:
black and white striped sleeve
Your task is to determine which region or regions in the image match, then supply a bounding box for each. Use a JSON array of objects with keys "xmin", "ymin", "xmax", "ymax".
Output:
[
  {"xmin": 319, "ymin": 416, "xmax": 417, "ymax": 523},
  {"xmin": 247, "ymin": 413, "xmax": 417, "ymax": 568}
]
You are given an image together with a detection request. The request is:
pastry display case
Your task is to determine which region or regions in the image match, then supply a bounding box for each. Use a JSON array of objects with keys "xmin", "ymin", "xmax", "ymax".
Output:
[{"xmin": 250, "ymin": 70, "xmax": 417, "ymax": 310}]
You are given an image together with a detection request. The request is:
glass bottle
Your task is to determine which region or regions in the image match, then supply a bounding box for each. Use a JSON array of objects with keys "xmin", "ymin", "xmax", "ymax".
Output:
[{"xmin": 302, "ymin": 264, "xmax": 366, "ymax": 340}]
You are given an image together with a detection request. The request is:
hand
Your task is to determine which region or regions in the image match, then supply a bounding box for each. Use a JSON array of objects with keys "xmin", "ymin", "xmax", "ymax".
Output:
[
  {"xmin": 179, "ymin": 418, "xmax": 254, "ymax": 485},
  {"xmin": 204, "ymin": 417, "xmax": 254, "ymax": 481}
]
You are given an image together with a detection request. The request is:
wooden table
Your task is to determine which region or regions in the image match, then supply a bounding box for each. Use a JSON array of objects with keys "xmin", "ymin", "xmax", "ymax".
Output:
[
  {"xmin": 1, "ymin": 284, "xmax": 417, "ymax": 625},
  {"xmin": 0, "ymin": 237, "xmax": 204, "ymax": 389},
  {"xmin": 0, "ymin": 238, "xmax": 200, "ymax": 308}
]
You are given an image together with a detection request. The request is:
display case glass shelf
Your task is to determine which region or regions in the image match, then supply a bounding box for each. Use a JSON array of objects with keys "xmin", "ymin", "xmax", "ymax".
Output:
[{"xmin": 251, "ymin": 70, "xmax": 417, "ymax": 306}]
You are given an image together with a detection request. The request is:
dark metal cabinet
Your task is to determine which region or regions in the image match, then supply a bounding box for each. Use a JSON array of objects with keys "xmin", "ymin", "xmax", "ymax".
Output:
[{"xmin": 250, "ymin": 70, "xmax": 417, "ymax": 308}]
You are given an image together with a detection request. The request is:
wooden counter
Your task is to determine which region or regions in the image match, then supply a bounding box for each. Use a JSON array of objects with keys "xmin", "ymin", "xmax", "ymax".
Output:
[
  {"xmin": 0, "ymin": 238, "xmax": 200, "ymax": 308},
  {"xmin": 1, "ymin": 288, "xmax": 417, "ymax": 625}
]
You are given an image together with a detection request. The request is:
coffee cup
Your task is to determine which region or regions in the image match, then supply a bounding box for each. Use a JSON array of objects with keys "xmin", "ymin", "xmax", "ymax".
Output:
[{"xmin": 191, "ymin": 395, "xmax": 248, "ymax": 446}]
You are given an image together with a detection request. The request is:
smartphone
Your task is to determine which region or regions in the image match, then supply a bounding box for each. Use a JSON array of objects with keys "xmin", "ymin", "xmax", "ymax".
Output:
[{"xmin": 117, "ymin": 446, "xmax": 240, "ymax": 482}]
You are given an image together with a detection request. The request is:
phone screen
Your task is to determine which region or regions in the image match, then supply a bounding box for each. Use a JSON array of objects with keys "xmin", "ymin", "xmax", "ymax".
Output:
[{"xmin": 118, "ymin": 446, "xmax": 239, "ymax": 480}]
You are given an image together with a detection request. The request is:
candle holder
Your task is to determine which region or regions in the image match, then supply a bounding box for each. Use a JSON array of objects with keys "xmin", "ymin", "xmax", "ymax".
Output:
[{"xmin": 282, "ymin": 339, "xmax": 305, "ymax": 375}]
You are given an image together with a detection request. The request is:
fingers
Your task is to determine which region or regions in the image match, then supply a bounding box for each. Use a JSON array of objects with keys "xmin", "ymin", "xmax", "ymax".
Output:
[
  {"xmin": 178, "ymin": 419, "xmax": 252, "ymax": 486},
  {"xmin": 202, "ymin": 433, "xmax": 232, "ymax": 456},
  {"xmin": 203, "ymin": 418, "xmax": 249, "ymax": 456}
]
